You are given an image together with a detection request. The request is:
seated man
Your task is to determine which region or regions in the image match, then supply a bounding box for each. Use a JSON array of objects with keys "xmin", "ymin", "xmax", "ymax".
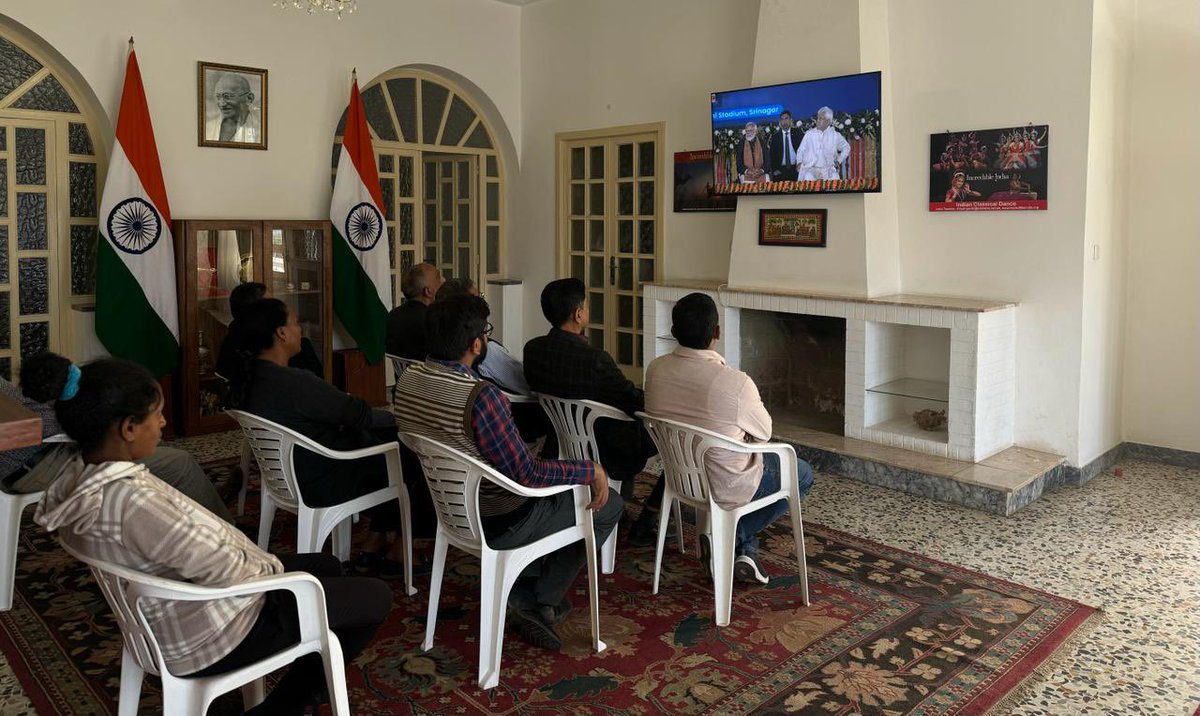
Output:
[
  {"xmin": 522, "ymin": 279, "xmax": 659, "ymax": 510},
  {"xmin": 644, "ymin": 293, "xmax": 815, "ymax": 584},
  {"xmin": 215, "ymin": 281, "xmax": 323, "ymax": 380},
  {"xmin": 435, "ymin": 278, "xmax": 547, "ymax": 443},
  {"xmin": 394, "ymin": 294, "xmax": 622, "ymax": 651},
  {"xmin": 435, "ymin": 278, "xmax": 531, "ymax": 396},
  {"xmin": 1, "ymin": 352, "xmax": 234, "ymax": 524},
  {"xmin": 385, "ymin": 262, "xmax": 444, "ymax": 360}
]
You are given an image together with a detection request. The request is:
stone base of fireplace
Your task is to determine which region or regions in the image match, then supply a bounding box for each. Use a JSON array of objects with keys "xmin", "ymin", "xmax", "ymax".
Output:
[{"xmin": 775, "ymin": 422, "xmax": 1065, "ymax": 515}]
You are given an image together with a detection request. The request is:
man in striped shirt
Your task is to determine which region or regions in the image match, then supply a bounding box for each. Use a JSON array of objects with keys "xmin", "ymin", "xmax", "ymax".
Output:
[{"xmin": 393, "ymin": 295, "xmax": 623, "ymax": 651}]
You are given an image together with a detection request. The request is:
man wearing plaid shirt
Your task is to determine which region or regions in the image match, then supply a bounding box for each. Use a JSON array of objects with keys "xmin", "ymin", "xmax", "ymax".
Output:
[{"xmin": 393, "ymin": 295, "xmax": 623, "ymax": 651}]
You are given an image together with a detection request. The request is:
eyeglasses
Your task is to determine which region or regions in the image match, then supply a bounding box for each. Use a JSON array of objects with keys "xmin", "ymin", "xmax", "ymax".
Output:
[
  {"xmin": 214, "ymin": 92, "xmax": 249, "ymax": 102},
  {"xmin": 481, "ymin": 322, "xmax": 494, "ymax": 338}
]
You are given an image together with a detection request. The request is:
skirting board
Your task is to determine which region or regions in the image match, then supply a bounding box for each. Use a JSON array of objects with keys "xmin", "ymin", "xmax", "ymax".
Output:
[{"xmin": 1069, "ymin": 441, "xmax": 1200, "ymax": 486}]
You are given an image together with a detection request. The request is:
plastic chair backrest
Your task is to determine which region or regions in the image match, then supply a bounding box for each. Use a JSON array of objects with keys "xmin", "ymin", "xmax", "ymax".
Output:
[
  {"xmin": 226, "ymin": 410, "xmax": 307, "ymax": 510},
  {"xmin": 636, "ymin": 412, "xmax": 736, "ymax": 506},
  {"xmin": 397, "ymin": 432, "xmax": 499, "ymax": 552},
  {"xmin": 536, "ymin": 395, "xmax": 631, "ymax": 462},
  {"xmin": 60, "ymin": 542, "xmax": 170, "ymax": 677},
  {"xmin": 387, "ymin": 354, "xmax": 421, "ymax": 377}
]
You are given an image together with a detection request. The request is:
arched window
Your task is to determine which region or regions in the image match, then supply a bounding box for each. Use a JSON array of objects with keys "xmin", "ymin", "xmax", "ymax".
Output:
[
  {"xmin": 0, "ymin": 22, "xmax": 108, "ymax": 380},
  {"xmin": 332, "ymin": 68, "xmax": 506, "ymax": 304}
]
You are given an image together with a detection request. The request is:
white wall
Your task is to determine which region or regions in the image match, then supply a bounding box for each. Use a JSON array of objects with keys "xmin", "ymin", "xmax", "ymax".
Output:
[
  {"xmin": 887, "ymin": 0, "xmax": 1096, "ymax": 462},
  {"xmin": 1122, "ymin": 0, "xmax": 1200, "ymax": 453},
  {"xmin": 1078, "ymin": 0, "xmax": 1133, "ymax": 465},
  {"xmin": 1, "ymin": 0, "xmax": 522, "ymax": 219},
  {"xmin": 515, "ymin": 0, "xmax": 758, "ymax": 341},
  {"xmin": 726, "ymin": 0, "xmax": 876, "ymax": 297}
]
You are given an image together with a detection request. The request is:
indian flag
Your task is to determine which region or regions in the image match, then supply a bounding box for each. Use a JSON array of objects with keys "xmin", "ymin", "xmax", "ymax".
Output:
[
  {"xmin": 95, "ymin": 46, "xmax": 179, "ymax": 378},
  {"xmin": 330, "ymin": 77, "xmax": 389, "ymax": 364}
]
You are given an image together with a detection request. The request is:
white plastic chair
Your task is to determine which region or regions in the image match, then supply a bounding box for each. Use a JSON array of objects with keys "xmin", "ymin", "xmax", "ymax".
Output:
[
  {"xmin": 1, "ymin": 433, "xmax": 73, "ymax": 611},
  {"xmin": 236, "ymin": 437, "xmax": 253, "ymax": 516},
  {"xmin": 636, "ymin": 412, "xmax": 809, "ymax": 627},
  {"xmin": 387, "ymin": 353, "xmax": 421, "ymax": 402},
  {"xmin": 226, "ymin": 409, "xmax": 416, "ymax": 596},
  {"xmin": 537, "ymin": 394, "xmax": 684, "ymax": 574},
  {"xmin": 0, "ymin": 488, "xmax": 43, "ymax": 612},
  {"xmin": 397, "ymin": 431, "xmax": 606, "ymax": 690},
  {"xmin": 60, "ymin": 541, "xmax": 350, "ymax": 716}
]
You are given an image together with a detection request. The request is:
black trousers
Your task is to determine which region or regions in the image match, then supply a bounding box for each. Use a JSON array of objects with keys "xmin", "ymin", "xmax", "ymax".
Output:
[
  {"xmin": 193, "ymin": 554, "xmax": 391, "ymax": 714},
  {"xmin": 486, "ymin": 491, "xmax": 624, "ymax": 609}
]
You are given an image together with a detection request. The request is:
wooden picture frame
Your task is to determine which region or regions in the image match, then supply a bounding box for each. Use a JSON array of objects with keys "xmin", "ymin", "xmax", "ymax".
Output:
[
  {"xmin": 758, "ymin": 208, "xmax": 827, "ymax": 247},
  {"xmin": 197, "ymin": 61, "xmax": 267, "ymax": 150}
]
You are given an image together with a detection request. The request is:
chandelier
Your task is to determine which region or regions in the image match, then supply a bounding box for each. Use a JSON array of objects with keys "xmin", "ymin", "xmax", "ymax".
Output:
[{"xmin": 273, "ymin": 0, "xmax": 357, "ymax": 19}]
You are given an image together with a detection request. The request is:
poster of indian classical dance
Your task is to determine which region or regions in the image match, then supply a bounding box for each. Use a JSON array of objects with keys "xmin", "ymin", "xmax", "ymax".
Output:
[
  {"xmin": 674, "ymin": 150, "xmax": 737, "ymax": 212},
  {"xmin": 928, "ymin": 125, "xmax": 1048, "ymax": 212}
]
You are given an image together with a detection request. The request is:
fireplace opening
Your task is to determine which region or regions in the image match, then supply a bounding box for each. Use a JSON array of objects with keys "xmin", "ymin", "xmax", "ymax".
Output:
[{"xmin": 740, "ymin": 310, "xmax": 846, "ymax": 435}]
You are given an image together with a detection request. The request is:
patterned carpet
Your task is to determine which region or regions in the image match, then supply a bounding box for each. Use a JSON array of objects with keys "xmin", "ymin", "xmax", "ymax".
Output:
[{"xmin": 0, "ymin": 458, "xmax": 1099, "ymax": 714}]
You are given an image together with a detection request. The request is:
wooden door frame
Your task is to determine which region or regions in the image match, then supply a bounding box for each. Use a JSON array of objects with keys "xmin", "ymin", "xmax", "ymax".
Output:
[{"xmin": 554, "ymin": 122, "xmax": 665, "ymax": 379}]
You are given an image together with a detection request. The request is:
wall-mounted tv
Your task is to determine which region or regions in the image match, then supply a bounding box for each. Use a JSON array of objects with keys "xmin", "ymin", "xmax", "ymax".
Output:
[{"xmin": 710, "ymin": 71, "xmax": 881, "ymax": 195}]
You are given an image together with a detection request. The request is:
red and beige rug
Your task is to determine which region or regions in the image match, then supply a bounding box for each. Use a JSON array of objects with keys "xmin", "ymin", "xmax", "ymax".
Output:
[{"xmin": 1, "ymin": 464, "xmax": 1098, "ymax": 714}]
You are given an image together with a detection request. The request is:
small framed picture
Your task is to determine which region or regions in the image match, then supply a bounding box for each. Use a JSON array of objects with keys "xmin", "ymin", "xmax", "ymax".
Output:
[
  {"xmin": 758, "ymin": 208, "xmax": 827, "ymax": 247},
  {"xmin": 198, "ymin": 61, "xmax": 267, "ymax": 150}
]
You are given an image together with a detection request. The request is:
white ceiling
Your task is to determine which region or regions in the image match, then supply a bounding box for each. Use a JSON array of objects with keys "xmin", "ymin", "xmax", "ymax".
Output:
[{"xmin": 486, "ymin": 0, "xmax": 547, "ymax": 5}]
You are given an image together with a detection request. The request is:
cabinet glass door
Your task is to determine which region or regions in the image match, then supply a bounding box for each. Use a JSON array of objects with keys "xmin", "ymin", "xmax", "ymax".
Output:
[
  {"xmin": 194, "ymin": 228, "xmax": 254, "ymax": 416},
  {"xmin": 267, "ymin": 223, "xmax": 329, "ymax": 377}
]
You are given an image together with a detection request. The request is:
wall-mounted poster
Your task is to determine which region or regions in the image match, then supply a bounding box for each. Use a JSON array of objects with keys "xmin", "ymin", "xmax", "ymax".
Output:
[
  {"xmin": 929, "ymin": 125, "xmax": 1048, "ymax": 211},
  {"xmin": 674, "ymin": 150, "xmax": 737, "ymax": 212}
]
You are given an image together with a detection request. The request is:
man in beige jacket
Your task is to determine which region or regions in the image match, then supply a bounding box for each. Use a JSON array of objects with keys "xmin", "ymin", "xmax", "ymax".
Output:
[{"xmin": 645, "ymin": 293, "xmax": 814, "ymax": 584}]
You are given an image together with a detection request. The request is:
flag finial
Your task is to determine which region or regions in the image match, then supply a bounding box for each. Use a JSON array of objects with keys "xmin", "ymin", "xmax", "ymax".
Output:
[
  {"xmin": 128, "ymin": 36, "xmax": 134, "ymax": 47},
  {"xmin": 352, "ymin": 67, "xmax": 357, "ymax": 82}
]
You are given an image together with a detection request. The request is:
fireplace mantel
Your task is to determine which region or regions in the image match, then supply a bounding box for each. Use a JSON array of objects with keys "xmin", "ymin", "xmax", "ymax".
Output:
[{"xmin": 643, "ymin": 282, "xmax": 1019, "ymax": 463}]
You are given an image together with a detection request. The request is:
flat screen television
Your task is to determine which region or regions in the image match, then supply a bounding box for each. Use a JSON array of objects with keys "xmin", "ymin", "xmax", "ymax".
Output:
[{"xmin": 710, "ymin": 71, "xmax": 881, "ymax": 195}]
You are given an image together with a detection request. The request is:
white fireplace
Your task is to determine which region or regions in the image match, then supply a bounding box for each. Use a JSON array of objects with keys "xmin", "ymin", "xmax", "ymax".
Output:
[{"xmin": 644, "ymin": 281, "xmax": 1017, "ymax": 463}]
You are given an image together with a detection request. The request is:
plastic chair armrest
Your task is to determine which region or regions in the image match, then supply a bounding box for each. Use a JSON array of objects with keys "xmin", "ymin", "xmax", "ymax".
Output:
[
  {"xmin": 479, "ymin": 470, "xmax": 587, "ymax": 499},
  {"xmin": 298, "ymin": 438, "xmax": 402, "ymax": 462}
]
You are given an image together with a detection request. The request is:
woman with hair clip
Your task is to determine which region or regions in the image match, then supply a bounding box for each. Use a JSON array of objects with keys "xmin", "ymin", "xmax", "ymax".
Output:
[
  {"xmin": 1, "ymin": 352, "xmax": 233, "ymax": 523},
  {"xmin": 225, "ymin": 298, "xmax": 411, "ymax": 576},
  {"xmin": 34, "ymin": 358, "xmax": 391, "ymax": 715}
]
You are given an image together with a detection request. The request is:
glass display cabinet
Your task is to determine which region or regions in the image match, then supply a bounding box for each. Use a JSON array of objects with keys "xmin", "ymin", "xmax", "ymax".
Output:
[{"xmin": 174, "ymin": 219, "xmax": 332, "ymax": 435}]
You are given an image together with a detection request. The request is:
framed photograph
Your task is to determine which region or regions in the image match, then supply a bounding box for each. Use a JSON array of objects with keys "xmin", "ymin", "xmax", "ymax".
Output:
[
  {"xmin": 758, "ymin": 208, "xmax": 827, "ymax": 247},
  {"xmin": 198, "ymin": 61, "xmax": 267, "ymax": 150},
  {"xmin": 674, "ymin": 150, "xmax": 737, "ymax": 212},
  {"xmin": 929, "ymin": 125, "xmax": 1048, "ymax": 212}
]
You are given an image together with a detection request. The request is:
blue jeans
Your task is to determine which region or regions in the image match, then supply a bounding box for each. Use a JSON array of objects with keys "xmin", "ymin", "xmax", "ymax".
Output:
[{"xmin": 734, "ymin": 453, "xmax": 814, "ymax": 557}]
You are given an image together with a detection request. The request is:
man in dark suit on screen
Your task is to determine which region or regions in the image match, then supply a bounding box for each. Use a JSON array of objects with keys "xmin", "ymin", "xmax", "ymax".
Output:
[{"xmin": 768, "ymin": 109, "xmax": 802, "ymax": 182}]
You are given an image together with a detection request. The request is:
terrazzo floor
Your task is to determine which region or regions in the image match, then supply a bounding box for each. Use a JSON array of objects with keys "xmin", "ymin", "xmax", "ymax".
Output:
[{"xmin": 1, "ymin": 438, "xmax": 1197, "ymax": 714}]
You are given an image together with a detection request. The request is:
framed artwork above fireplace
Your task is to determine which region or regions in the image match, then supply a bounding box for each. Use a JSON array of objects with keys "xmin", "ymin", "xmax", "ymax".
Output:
[{"xmin": 758, "ymin": 208, "xmax": 827, "ymax": 248}]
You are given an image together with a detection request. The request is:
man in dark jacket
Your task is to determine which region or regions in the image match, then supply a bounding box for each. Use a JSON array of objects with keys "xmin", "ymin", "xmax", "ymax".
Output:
[
  {"xmin": 385, "ymin": 263, "xmax": 444, "ymax": 359},
  {"xmin": 523, "ymin": 279, "xmax": 661, "ymax": 541}
]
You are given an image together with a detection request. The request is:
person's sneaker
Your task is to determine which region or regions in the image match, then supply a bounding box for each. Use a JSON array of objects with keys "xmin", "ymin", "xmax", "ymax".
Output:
[
  {"xmin": 353, "ymin": 551, "xmax": 381, "ymax": 575},
  {"xmin": 543, "ymin": 598, "xmax": 573, "ymax": 625},
  {"xmin": 735, "ymin": 553, "xmax": 770, "ymax": 585},
  {"xmin": 512, "ymin": 607, "xmax": 563, "ymax": 651}
]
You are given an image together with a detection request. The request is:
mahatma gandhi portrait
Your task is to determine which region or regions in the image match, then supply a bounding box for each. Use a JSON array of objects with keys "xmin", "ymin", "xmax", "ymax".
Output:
[{"xmin": 198, "ymin": 62, "xmax": 267, "ymax": 149}]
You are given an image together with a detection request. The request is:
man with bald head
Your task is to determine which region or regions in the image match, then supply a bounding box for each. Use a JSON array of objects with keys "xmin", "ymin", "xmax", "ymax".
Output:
[
  {"xmin": 386, "ymin": 262, "xmax": 445, "ymax": 359},
  {"xmin": 205, "ymin": 72, "xmax": 261, "ymax": 143}
]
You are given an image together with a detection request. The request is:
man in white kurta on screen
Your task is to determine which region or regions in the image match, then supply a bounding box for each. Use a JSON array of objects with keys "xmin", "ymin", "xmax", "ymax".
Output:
[{"xmin": 795, "ymin": 106, "xmax": 851, "ymax": 181}]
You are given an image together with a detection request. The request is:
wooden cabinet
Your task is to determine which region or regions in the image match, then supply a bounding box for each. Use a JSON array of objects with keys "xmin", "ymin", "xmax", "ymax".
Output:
[{"xmin": 174, "ymin": 219, "xmax": 333, "ymax": 435}]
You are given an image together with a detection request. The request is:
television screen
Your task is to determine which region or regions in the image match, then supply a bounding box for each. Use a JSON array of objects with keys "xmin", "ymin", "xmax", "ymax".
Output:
[{"xmin": 710, "ymin": 71, "xmax": 881, "ymax": 195}]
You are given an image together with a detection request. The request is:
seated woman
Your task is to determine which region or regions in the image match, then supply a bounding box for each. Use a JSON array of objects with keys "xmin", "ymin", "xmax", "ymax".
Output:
[
  {"xmin": 215, "ymin": 282, "xmax": 324, "ymax": 380},
  {"xmin": 2, "ymin": 352, "xmax": 233, "ymax": 525},
  {"xmin": 34, "ymin": 358, "xmax": 390, "ymax": 715},
  {"xmin": 226, "ymin": 298, "xmax": 412, "ymax": 575}
]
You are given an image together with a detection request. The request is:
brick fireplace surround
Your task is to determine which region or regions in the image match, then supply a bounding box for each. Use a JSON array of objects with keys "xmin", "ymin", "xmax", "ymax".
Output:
[{"xmin": 642, "ymin": 281, "xmax": 1059, "ymax": 515}]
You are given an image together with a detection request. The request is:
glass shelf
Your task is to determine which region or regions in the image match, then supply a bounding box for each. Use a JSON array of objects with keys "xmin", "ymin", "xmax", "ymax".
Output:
[{"xmin": 866, "ymin": 378, "xmax": 949, "ymax": 403}]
